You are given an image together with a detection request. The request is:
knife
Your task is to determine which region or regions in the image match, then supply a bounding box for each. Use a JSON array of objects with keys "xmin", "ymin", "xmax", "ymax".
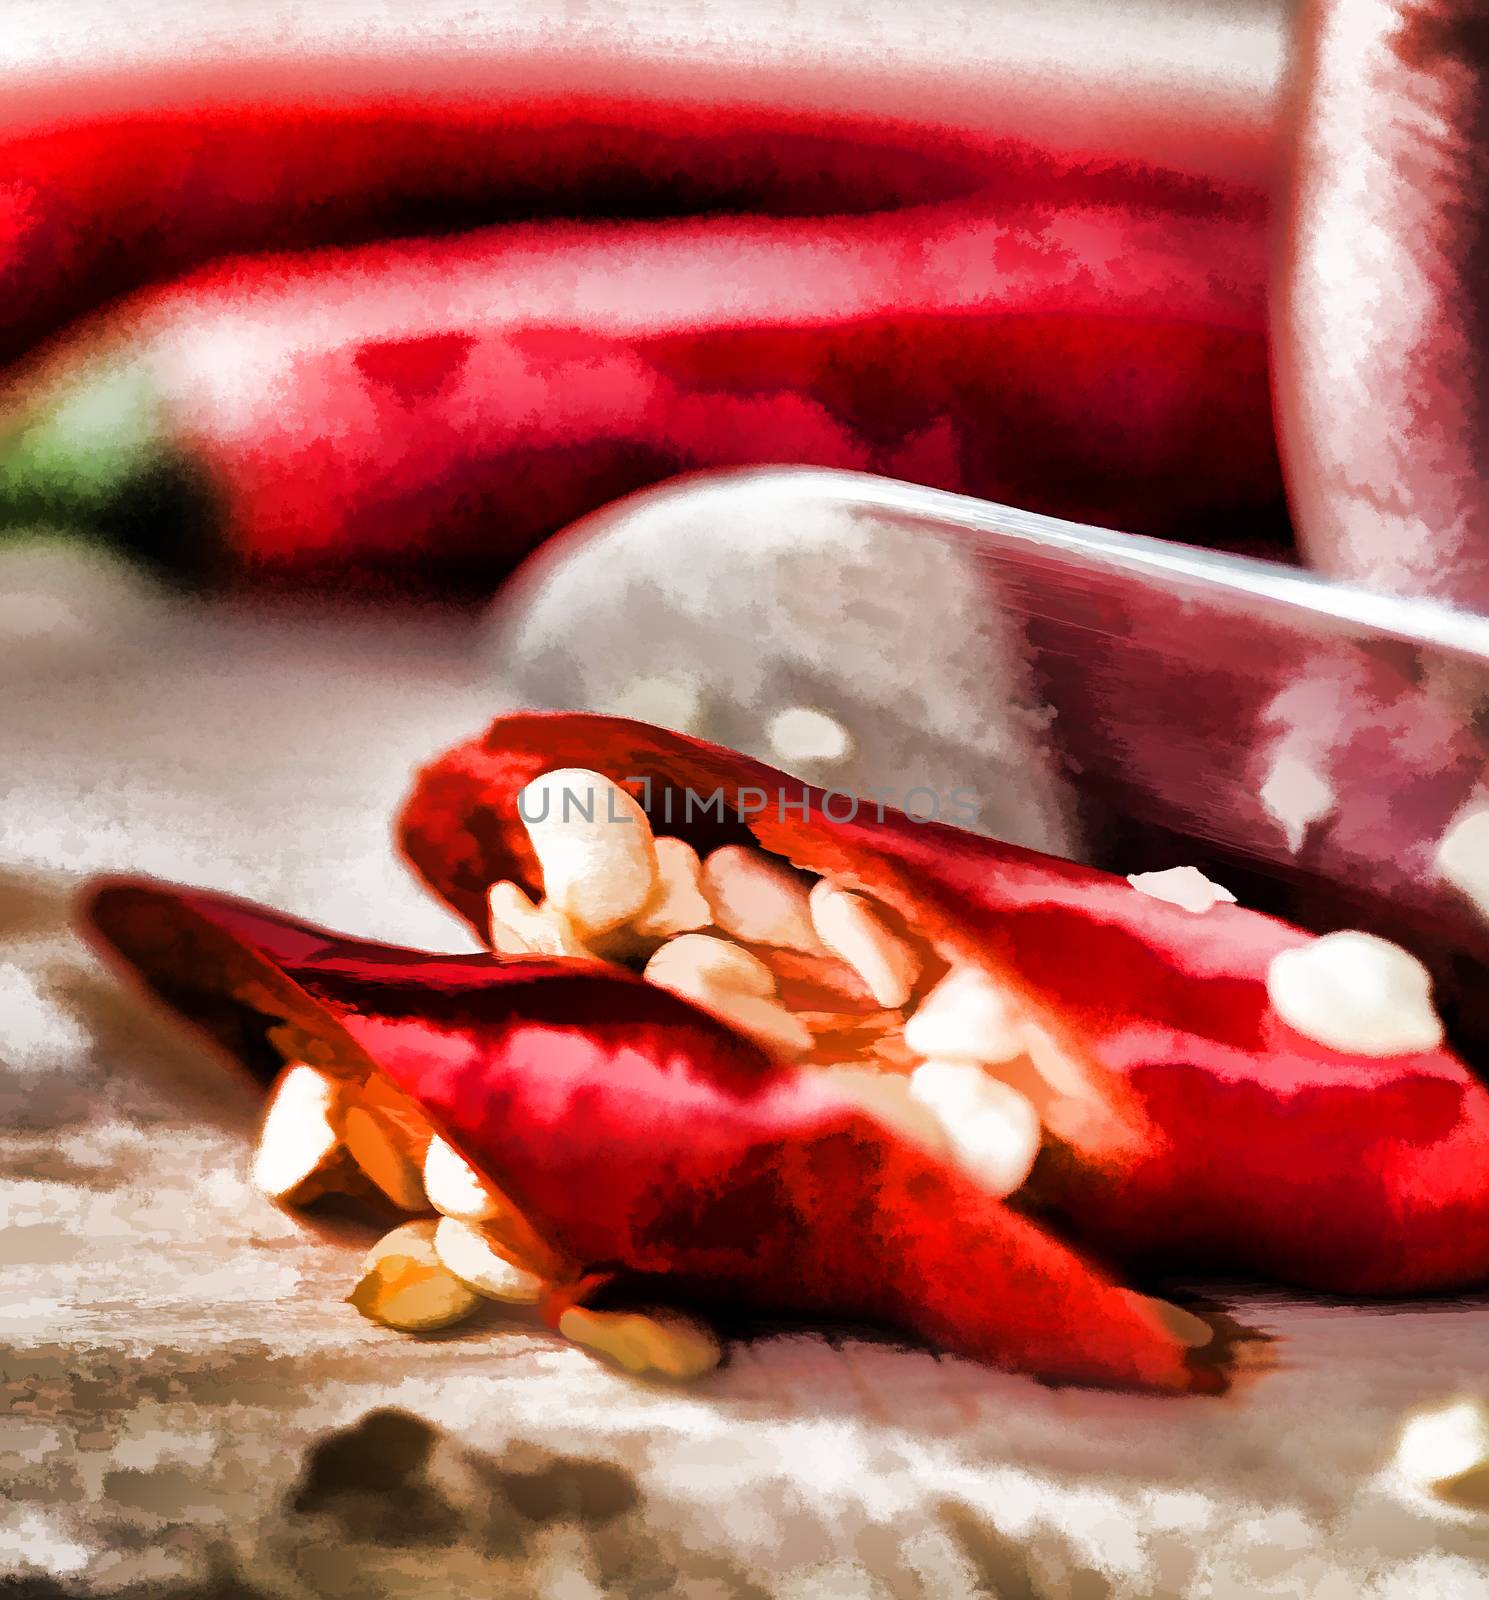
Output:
[{"xmin": 484, "ymin": 465, "xmax": 1489, "ymax": 1051}]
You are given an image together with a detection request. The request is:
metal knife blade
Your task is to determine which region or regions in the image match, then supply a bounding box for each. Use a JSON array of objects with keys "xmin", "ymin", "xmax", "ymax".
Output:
[{"xmin": 484, "ymin": 465, "xmax": 1489, "ymax": 1048}]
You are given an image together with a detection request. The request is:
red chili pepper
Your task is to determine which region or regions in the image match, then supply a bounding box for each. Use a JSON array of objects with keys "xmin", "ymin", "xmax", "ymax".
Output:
[
  {"xmin": 1, "ymin": 195, "xmax": 1280, "ymax": 588},
  {"xmin": 2, "ymin": 16, "xmax": 1276, "ymax": 367},
  {"xmin": 0, "ymin": 93, "xmax": 1018, "ymax": 368},
  {"xmin": 81, "ymin": 712, "xmax": 1489, "ymax": 1393},
  {"xmin": 1275, "ymin": 0, "xmax": 1489, "ymax": 608},
  {"xmin": 397, "ymin": 712, "xmax": 1489, "ymax": 1297},
  {"xmin": 82, "ymin": 877, "xmax": 1204, "ymax": 1393}
]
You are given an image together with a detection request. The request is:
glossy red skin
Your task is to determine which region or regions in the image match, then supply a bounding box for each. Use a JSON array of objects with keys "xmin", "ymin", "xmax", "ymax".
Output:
[
  {"xmin": 2, "ymin": 18, "xmax": 1276, "ymax": 368},
  {"xmin": 17, "ymin": 174, "xmax": 1281, "ymax": 589},
  {"xmin": 1275, "ymin": 0, "xmax": 1489, "ymax": 606},
  {"xmin": 80, "ymin": 877, "xmax": 1197, "ymax": 1392},
  {"xmin": 3, "ymin": 45, "xmax": 1287, "ymax": 592},
  {"xmin": 399, "ymin": 712, "xmax": 1489, "ymax": 1295},
  {"xmin": 0, "ymin": 94, "xmax": 1010, "ymax": 367}
]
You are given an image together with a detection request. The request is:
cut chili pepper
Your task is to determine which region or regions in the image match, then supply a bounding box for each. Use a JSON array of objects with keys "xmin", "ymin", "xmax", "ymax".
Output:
[
  {"xmin": 79, "ymin": 710, "xmax": 1489, "ymax": 1392},
  {"xmin": 81, "ymin": 878, "xmax": 1203, "ymax": 1392},
  {"xmin": 398, "ymin": 712, "xmax": 1489, "ymax": 1297}
]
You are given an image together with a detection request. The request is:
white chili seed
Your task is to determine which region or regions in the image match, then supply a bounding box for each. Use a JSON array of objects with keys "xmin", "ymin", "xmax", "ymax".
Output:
[
  {"xmin": 644, "ymin": 933, "xmax": 814, "ymax": 1059},
  {"xmin": 349, "ymin": 1258, "xmax": 480, "ymax": 1331},
  {"xmin": 819, "ymin": 1065, "xmax": 948, "ymax": 1155},
  {"xmin": 765, "ymin": 705, "xmax": 854, "ymax": 768},
  {"xmin": 251, "ymin": 1062, "xmax": 344, "ymax": 1203},
  {"xmin": 908, "ymin": 1061, "xmax": 1042, "ymax": 1197},
  {"xmin": 645, "ymin": 932, "xmax": 776, "ymax": 996},
  {"xmin": 699, "ymin": 845, "xmax": 825, "ymax": 954},
  {"xmin": 1129, "ymin": 1294, "xmax": 1215, "ymax": 1349},
  {"xmin": 631, "ymin": 836, "xmax": 713, "ymax": 940},
  {"xmin": 433, "ymin": 1217, "xmax": 546, "ymax": 1303},
  {"xmin": 903, "ymin": 966, "xmax": 1027, "ymax": 1064},
  {"xmin": 350, "ymin": 1219, "xmax": 481, "ymax": 1332},
  {"xmin": 423, "ymin": 1135, "xmax": 504, "ymax": 1223},
  {"xmin": 517, "ymin": 768, "xmax": 660, "ymax": 938},
  {"xmin": 807, "ymin": 881, "xmax": 920, "ymax": 1008},
  {"xmin": 488, "ymin": 879, "xmax": 591, "ymax": 957},
  {"xmin": 1393, "ymin": 1398, "xmax": 1489, "ymax": 1504},
  {"xmin": 1019, "ymin": 1023, "xmax": 1093, "ymax": 1101},
  {"xmin": 361, "ymin": 1218, "xmax": 442, "ymax": 1272},
  {"xmin": 712, "ymin": 996, "xmax": 818, "ymax": 1059},
  {"xmin": 1126, "ymin": 865, "xmax": 1237, "ymax": 915},
  {"xmin": 1266, "ymin": 931, "xmax": 1443, "ymax": 1056},
  {"xmin": 557, "ymin": 1305, "xmax": 723, "ymax": 1379}
]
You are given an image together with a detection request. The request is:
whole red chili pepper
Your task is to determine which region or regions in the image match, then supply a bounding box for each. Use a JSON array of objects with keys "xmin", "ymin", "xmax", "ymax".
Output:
[
  {"xmin": 0, "ymin": 94, "xmax": 1010, "ymax": 369},
  {"xmin": 1274, "ymin": 0, "xmax": 1489, "ymax": 607},
  {"xmin": 1, "ymin": 195, "xmax": 1280, "ymax": 589},
  {"xmin": 1, "ymin": 18, "xmax": 1276, "ymax": 364},
  {"xmin": 81, "ymin": 714, "xmax": 1489, "ymax": 1395}
]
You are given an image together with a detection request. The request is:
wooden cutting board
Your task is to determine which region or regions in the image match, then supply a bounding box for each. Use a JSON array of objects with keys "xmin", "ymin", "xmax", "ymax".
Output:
[{"xmin": 3, "ymin": 596, "xmax": 1486, "ymax": 1599}]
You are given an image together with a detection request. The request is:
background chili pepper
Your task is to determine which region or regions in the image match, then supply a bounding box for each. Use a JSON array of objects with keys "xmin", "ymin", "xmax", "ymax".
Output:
[
  {"xmin": 398, "ymin": 711, "xmax": 1489, "ymax": 1297},
  {"xmin": 0, "ymin": 95, "xmax": 1021, "ymax": 369},
  {"xmin": 1, "ymin": 9, "xmax": 1278, "ymax": 364},
  {"xmin": 0, "ymin": 186, "xmax": 1280, "ymax": 592},
  {"xmin": 1274, "ymin": 0, "xmax": 1489, "ymax": 607},
  {"xmin": 0, "ymin": 19, "xmax": 1286, "ymax": 591}
]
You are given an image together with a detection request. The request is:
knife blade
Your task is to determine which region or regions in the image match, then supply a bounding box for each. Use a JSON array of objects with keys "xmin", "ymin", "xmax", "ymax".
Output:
[{"xmin": 484, "ymin": 465, "xmax": 1489, "ymax": 1049}]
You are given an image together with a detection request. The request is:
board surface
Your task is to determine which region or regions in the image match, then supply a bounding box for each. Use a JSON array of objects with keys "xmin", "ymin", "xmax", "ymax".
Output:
[{"xmin": 3, "ymin": 593, "xmax": 1487, "ymax": 1599}]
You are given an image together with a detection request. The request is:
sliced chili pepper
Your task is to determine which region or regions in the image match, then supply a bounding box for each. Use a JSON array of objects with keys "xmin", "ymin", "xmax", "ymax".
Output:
[
  {"xmin": 87, "ymin": 711, "xmax": 1486, "ymax": 1386},
  {"xmin": 398, "ymin": 712, "xmax": 1489, "ymax": 1297},
  {"xmin": 0, "ymin": 196, "xmax": 1280, "ymax": 589},
  {"xmin": 81, "ymin": 878, "xmax": 1202, "ymax": 1392}
]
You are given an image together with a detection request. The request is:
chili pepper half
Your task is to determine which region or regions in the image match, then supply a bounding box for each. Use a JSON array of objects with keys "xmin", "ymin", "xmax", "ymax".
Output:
[
  {"xmin": 397, "ymin": 712, "xmax": 1489, "ymax": 1297},
  {"xmin": 82, "ymin": 877, "xmax": 1207, "ymax": 1392}
]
